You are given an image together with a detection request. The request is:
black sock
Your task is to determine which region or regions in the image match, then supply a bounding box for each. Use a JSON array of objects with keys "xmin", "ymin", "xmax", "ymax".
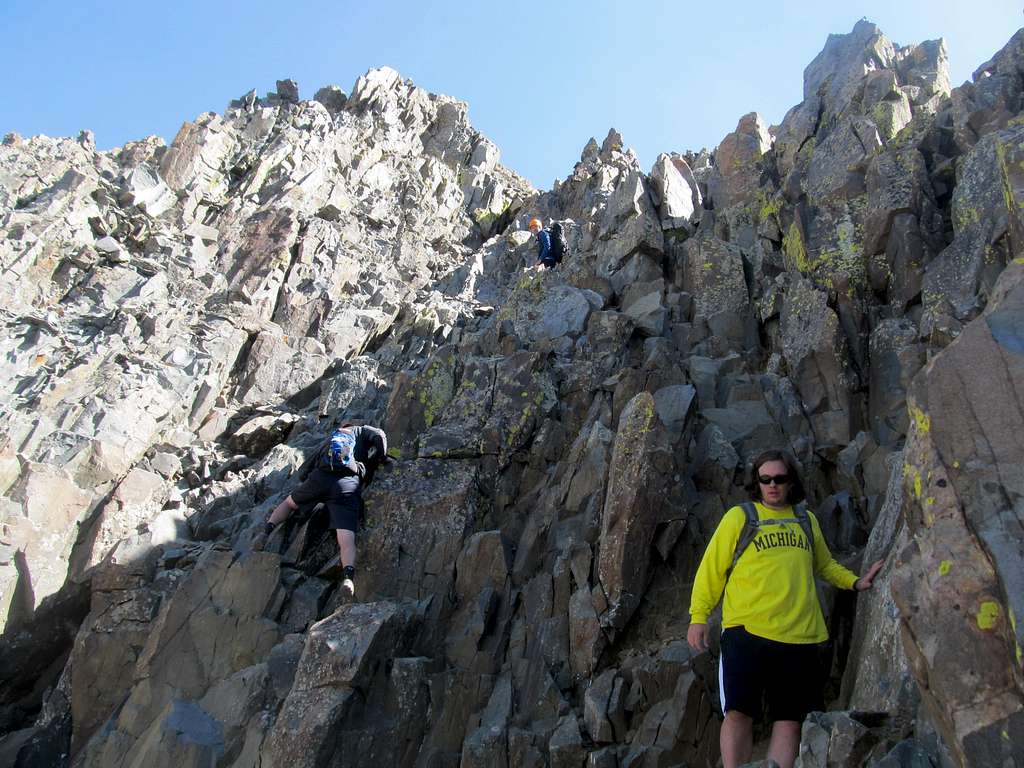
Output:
[
  {"xmin": 342, "ymin": 565, "xmax": 355, "ymax": 580},
  {"xmin": 264, "ymin": 521, "xmax": 276, "ymax": 537}
]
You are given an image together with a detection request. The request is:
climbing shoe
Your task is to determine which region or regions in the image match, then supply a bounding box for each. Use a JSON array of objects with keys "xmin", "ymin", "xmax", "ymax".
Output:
[
  {"xmin": 341, "ymin": 577, "xmax": 356, "ymax": 598},
  {"xmin": 340, "ymin": 565, "xmax": 356, "ymax": 598}
]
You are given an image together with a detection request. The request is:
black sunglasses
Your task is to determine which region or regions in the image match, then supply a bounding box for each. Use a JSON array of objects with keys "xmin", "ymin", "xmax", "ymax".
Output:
[{"xmin": 758, "ymin": 474, "xmax": 790, "ymax": 485}]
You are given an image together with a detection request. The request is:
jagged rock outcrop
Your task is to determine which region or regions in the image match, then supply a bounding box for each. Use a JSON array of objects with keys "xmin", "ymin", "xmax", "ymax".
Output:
[
  {"xmin": 1, "ymin": 19, "xmax": 1023, "ymax": 768},
  {"xmin": 0, "ymin": 67, "xmax": 533, "ymax": 634}
]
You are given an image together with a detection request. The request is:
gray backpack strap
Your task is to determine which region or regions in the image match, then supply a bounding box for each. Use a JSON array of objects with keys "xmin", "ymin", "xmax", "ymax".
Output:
[
  {"xmin": 794, "ymin": 502, "xmax": 814, "ymax": 551},
  {"xmin": 728, "ymin": 502, "xmax": 762, "ymax": 576}
]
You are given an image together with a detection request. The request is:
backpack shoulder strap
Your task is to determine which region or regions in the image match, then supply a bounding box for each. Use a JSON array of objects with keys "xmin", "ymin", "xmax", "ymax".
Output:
[
  {"xmin": 794, "ymin": 502, "xmax": 815, "ymax": 551},
  {"xmin": 728, "ymin": 502, "xmax": 762, "ymax": 576}
]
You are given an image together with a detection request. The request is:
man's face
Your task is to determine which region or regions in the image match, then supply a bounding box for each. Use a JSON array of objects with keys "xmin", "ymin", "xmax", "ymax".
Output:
[
  {"xmin": 756, "ymin": 459, "xmax": 791, "ymax": 506},
  {"xmin": 529, "ymin": 222, "xmax": 540, "ymax": 234}
]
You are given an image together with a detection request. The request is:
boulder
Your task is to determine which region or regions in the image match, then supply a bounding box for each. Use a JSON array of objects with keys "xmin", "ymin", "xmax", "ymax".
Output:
[
  {"xmin": 867, "ymin": 319, "xmax": 924, "ymax": 447},
  {"xmin": 313, "ymin": 85, "xmax": 347, "ymax": 112},
  {"xmin": 511, "ymin": 283, "xmax": 595, "ymax": 343},
  {"xmin": 559, "ymin": 419, "xmax": 614, "ymax": 516},
  {"xmin": 265, "ymin": 600, "xmax": 426, "ymax": 768},
  {"xmin": 922, "ymin": 125, "xmax": 1024, "ymax": 337},
  {"xmin": 83, "ymin": 549, "xmax": 282, "ymax": 755},
  {"xmin": 584, "ymin": 670, "xmax": 627, "ymax": 744},
  {"xmin": 649, "ymin": 153, "xmax": 700, "ymax": 230},
  {"xmin": 159, "ymin": 112, "xmax": 236, "ymax": 198},
  {"xmin": 119, "ymin": 699, "xmax": 225, "ymax": 768},
  {"xmin": 621, "ymin": 665, "xmax": 717, "ymax": 768},
  {"xmin": 839, "ymin": 452, "xmax": 916, "ymax": 716},
  {"xmin": 1, "ymin": 462, "xmax": 94, "ymax": 626},
  {"xmin": 226, "ymin": 412, "xmax": 299, "ymax": 457},
  {"xmin": 548, "ymin": 714, "xmax": 585, "ymax": 768},
  {"xmin": 597, "ymin": 393, "xmax": 674, "ymax": 632},
  {"xmin": 234, "ymin": 332, "xmax": 330, "ymax": 406},
  {"xmin": 677, "ymin": 233, "xmax": 750, "ymax": 323},
  {"xmin": 893, "ymin": 261, "xmax": 1024, "ymax": 766},
  {"xmin": 359, "ymin": 459, "xmax": 482, "ymax": 610},
  {"xmin": 779, "ymin": 278, "xmax": 859, "ymax": 450},
  {"xmin": 795, "ymin": 711, "xmax": 874, "ymax": 768},
  {"xmin": 620, "ymin": 279, "xmax": 667, "ymax": 337},
  {"xmin": 708, "ymin": 112, "xmax": 772, "ymax": 209},
  {"xmin": 123, "ymin": 166, "xmax": 175, "ymax": 217},
  {"xmin": 72, "ymin": 467, "xmax": 169, "ymax": 579},
  {"xmin": 416, "ymin": 351, "xmax": 557, "ymax": 463}
]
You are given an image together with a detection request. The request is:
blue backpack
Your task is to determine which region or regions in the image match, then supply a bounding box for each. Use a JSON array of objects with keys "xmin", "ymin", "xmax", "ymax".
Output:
[{"xmin": 324, "ymin": 429, "xmax": 355, "ymax": 472}]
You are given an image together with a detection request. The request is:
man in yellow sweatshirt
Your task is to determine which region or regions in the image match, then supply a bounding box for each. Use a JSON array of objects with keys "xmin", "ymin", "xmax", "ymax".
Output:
[{"xmin": 687, "ymin": 449, "xmax": 883, "ymax": 768}]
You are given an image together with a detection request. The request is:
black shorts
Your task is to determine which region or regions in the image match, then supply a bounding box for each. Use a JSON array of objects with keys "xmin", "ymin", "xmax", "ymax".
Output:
[
  {"xmin": 290, "ymin": 469, "xmax": 362, "ymax": 533},
  {"xmin": 719, "ymin": 626, "xmax": 823, "ymax": 722}
]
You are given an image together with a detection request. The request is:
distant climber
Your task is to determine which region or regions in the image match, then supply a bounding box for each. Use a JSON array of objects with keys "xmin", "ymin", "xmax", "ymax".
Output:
[
  {"xmin": 254, "ymin": 423, "xmax": 390, "ymax": 598},
  {"xmin": 528, "ymin": 217, "xmax": 566, "ymax": 269},
  {"xmin": 686, "ymin": 448, "xmax": 883, "ymax": 768}
]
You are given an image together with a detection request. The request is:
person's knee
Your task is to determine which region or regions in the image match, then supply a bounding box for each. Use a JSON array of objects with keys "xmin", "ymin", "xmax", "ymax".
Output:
[
  {"xmin": 335, "ymin": 529, "xmax": 356, "ymax": 548},
  {"xmin": 724, "ymin": 710, "xmax": 753, "ymax": 726},
  {"xmin": 284, "ymin": 495, "xmax": 299, "ymax": 511},
  {"xmin": 773, "ymin": 720, "xmax": 801, "ymax": 734}
]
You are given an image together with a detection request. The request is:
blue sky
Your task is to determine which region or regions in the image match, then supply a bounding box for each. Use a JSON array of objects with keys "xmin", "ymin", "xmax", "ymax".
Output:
[{"xmin": 2, "ymin": 1, "xmax": 1020, "ymax": 189}]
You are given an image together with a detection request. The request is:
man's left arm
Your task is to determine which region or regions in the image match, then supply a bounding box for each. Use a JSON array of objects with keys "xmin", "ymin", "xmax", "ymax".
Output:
[
  {"xmin": 809, "ymin": 514, "xmax": 859, "ymax": 590},
  {"xmin": 537, "ymin": 230, "xmax": 551, "ymax": 263}
]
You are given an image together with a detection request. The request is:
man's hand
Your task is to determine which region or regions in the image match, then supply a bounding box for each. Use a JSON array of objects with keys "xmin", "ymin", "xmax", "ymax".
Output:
[
  {"xmin": 854, "ymin": 559, "xmax": 885, "ymax": 591},
  {"xmin": 687, "ymin": 622, "xmax": 710, "ymax": 653}
]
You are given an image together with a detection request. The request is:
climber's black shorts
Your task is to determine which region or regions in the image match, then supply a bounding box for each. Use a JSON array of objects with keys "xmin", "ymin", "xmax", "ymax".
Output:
[
  {"xmin": 719, "ymin": 626, "xmax": 822, "ymax": 722},
  {"xmin": 290, "ymin": 469, "xmax": 362, "ymax": 532}
]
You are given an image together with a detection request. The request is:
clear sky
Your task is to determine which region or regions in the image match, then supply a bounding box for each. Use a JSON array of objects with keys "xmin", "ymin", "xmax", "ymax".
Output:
[{"xmin": 2, "ymin": 1, "xmax": 1020, "ymax": 189}]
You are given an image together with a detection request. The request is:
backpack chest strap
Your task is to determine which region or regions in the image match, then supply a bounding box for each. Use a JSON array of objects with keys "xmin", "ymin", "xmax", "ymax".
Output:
[
  {"xmin": 751, "ymin": 517, "xmax": 804, "ymax": 528},
  {"xmin": 728, "ymin": 502, "xmax": 814, "ymax": 576}
]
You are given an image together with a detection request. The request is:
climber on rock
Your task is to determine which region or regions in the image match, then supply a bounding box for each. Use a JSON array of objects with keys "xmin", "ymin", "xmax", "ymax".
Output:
[
  {"xmin": 253, "ymin": 423, "xmax": 390, "ymax": 599},
  {"xmin": 528, "ymin": 217, "xmax": 567, "ymax": 270},
  {"xmin": 528, "ymin": 217, "xmax": 552, "ymax": 270},
  {"xmin": 686, "ymin": 448, "xmax": 884, "ymax": 768}
]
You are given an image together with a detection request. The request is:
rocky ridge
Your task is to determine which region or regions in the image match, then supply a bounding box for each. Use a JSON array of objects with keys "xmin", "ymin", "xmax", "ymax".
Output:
[{"xmin": 0, "ymin": 19, "xmax": 1021, "ymax": 768}]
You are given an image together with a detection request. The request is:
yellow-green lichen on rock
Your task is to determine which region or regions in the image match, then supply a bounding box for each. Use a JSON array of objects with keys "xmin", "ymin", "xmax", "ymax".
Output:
[
  {"xmin": 756, "ymin": 189, "xmax": 784, "ymax": 223},
  {"xmin": 976, "ymin": 600, "xmax": 1003, "ymax": 631},
  {"xmin": 617, "ymin": 392, "xmax": 658, "ymax": 456},
  {"xmin": 952, "ymin": 203, "xmax": 982, "ymax": 232},
  {"xmin": 793, "ymin": 206, "xmax": 868, "ymax": 290},
  {"xmin": 909, "ymin": 403, "xmax": 931, "ymax": 436},
  {"xmin": 415, "ymin": 355, "xmax": 458, "ymax": 429},
  {"xmin": 1010, "ymin": 609, "xmax": 1023, "ymax": 664},
  {"xmin": 783, "ymin": 221, "xmax": 810, "ymax": 274}
]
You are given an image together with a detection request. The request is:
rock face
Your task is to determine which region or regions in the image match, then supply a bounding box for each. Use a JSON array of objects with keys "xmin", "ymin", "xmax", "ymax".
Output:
[{"xmin": 1, "ymin": 20, "xmax": 1023, "ymax": 768}]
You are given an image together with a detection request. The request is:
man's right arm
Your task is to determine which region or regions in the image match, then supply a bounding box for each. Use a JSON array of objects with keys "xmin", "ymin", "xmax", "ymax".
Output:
[
  {"xmin": 689, "ymin": 506, "xmax": 745, "ymax": 625},
  {"xmin": 343, "ymin": 453, "xmax": 366, "ymax": 478}
]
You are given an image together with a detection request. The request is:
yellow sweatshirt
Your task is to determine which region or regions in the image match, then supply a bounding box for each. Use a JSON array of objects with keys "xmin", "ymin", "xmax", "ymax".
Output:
[{"xmin": 689, "ymin": 502, "xmax": 858, "ymax": 644}]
